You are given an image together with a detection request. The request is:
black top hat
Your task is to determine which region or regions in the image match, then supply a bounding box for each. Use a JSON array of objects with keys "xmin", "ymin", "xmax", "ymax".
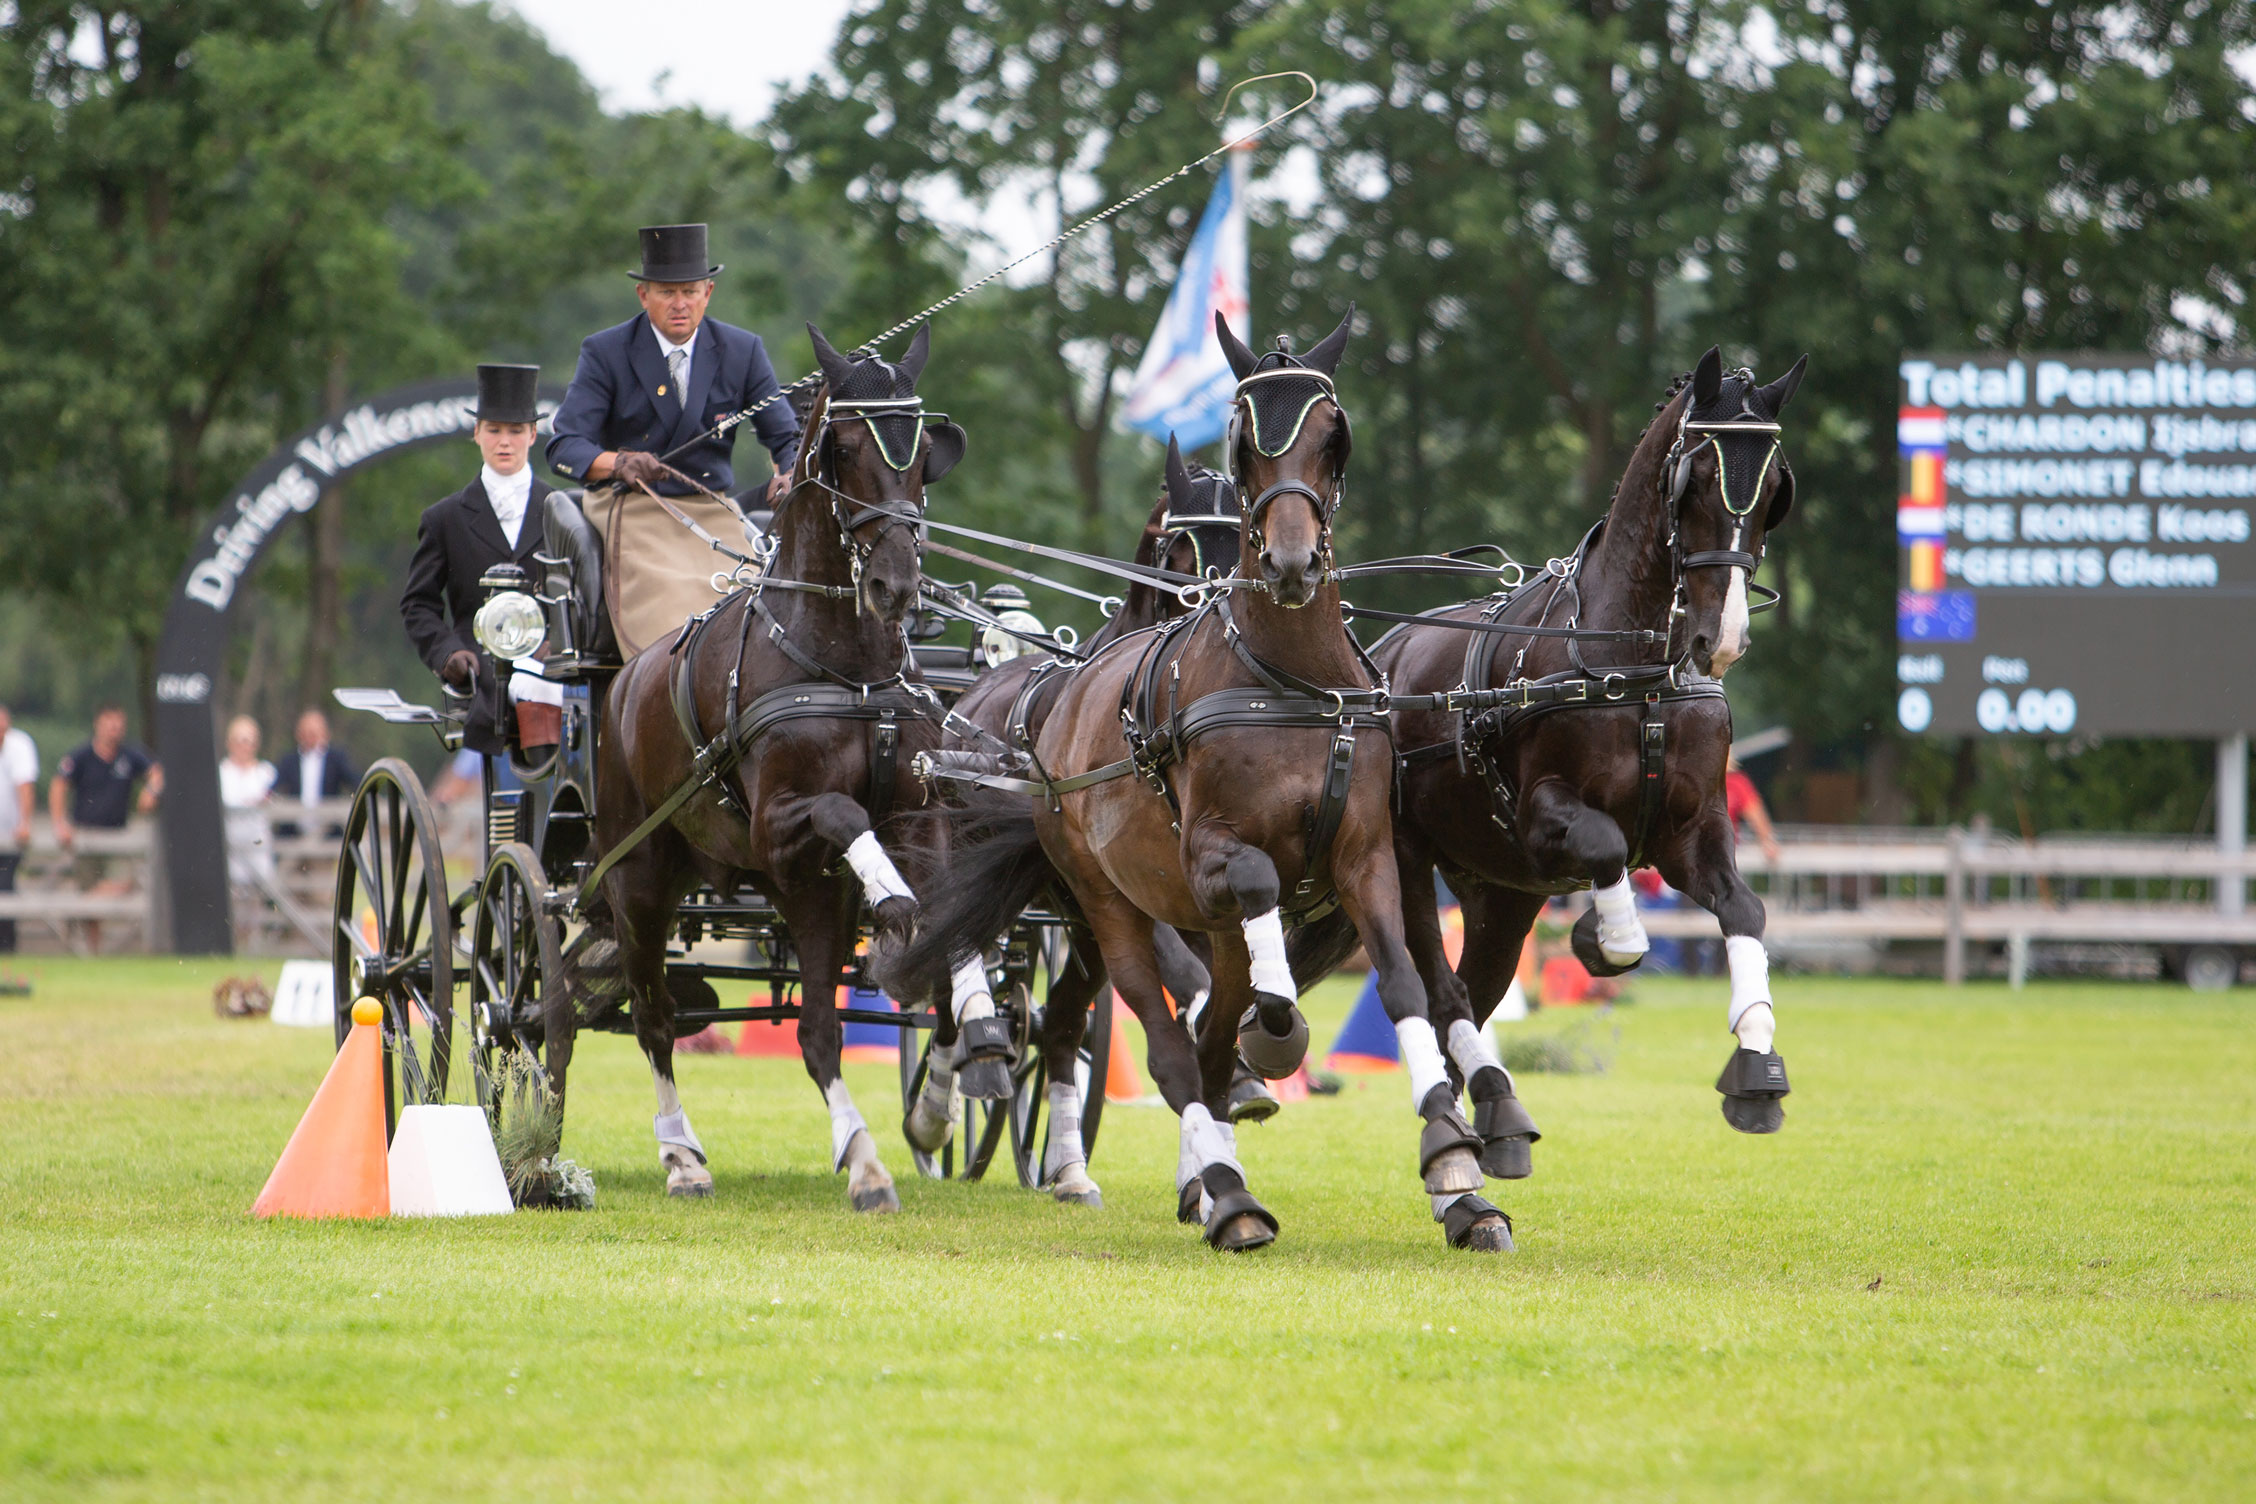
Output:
[
  {"xmin": 475, "ymin": 363, "xmax": 541, "ymax": 425},
  {"xmin": 630, "ymin": 223, "xmax": 723, "ymax": 283}
]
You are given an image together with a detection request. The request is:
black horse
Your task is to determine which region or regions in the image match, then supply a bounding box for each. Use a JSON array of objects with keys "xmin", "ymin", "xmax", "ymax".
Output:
[
  {"xmin": 571, "ymin": 323, "xmax": 963, "ymax": 1210},
  {"xmin": 903, "ymin": 438, "xmax": 1250, "ymax": 1203},
  {"xmin": 1292, "ymin": 348, "xmax": 1808, "ymax": 1176}
]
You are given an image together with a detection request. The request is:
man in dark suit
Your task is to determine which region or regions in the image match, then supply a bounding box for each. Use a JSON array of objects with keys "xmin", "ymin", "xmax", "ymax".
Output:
[
  {"xmin": 545, "ymin": 223, "xmax": 802, "ymax": 655},
  {"xmin": 269, "ymin": 708, "xmax": 360, "ymax": 837},
  {"xmin": 401, "ymin": 363, "xmax": 553, "ymax": 754}
]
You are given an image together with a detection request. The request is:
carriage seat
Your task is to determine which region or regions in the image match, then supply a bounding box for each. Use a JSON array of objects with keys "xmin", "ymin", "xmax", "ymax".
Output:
[{"xmin": 539, "ymin": 488, "xmax": 619, "ymax": 668}]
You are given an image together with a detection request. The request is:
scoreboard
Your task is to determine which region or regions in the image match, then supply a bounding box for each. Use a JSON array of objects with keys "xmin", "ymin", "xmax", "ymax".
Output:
[{"xmin": 1894, "ymin": 353, "xmax": 2256, "ymax": 737}]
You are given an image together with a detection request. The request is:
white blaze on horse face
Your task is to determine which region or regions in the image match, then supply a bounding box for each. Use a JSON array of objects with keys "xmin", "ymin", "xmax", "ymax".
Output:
[
  {"xmin": 1726, "ymin": 935, "xmax": 1775, "ymax": 1052},
  {"xmin": 1712, "ymin": 566, "xmax": 1751, "ymax": 675}
]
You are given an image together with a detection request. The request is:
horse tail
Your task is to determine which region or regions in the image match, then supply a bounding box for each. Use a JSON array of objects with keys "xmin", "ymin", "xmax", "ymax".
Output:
[
  {"xmin": 1287, "ymin": 904, "xmax": 1361, "ymax": 992},
  {"xmin": 883, "ymin": 793, "xmax": 1060, "ymax": 1000}
]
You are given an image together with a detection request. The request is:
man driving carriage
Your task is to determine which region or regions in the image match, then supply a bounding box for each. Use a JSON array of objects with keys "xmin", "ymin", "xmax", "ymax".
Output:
[{"xmin": 545, "ymin": 222, "xmax": 803, "ymax": 657}]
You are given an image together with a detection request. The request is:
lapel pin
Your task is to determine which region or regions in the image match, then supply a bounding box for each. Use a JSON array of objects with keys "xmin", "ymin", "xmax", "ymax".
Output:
[{"xmin": 657, "ymin": 384, "xmax": 667, "ymax": 396}]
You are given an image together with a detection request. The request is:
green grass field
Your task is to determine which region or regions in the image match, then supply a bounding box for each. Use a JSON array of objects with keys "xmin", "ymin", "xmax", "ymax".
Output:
[{"xmin": 3, "ymin": 958, "xmax": 2252, "ymax": 1501}]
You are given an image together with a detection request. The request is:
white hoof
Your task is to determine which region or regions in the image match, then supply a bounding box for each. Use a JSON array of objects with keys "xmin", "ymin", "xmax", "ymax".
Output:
[
  {"xmin": 1049, "ymin": 1161, "xmax": 1103, "ymax": 1208},
  {"xmin": 904, "ymin": 1077, "xmax": 959, "ymax": 1154},
  {"xmin": 844, "ymin": 1130, "xmax": 898, "ymax": 1213},
  {"xmin": 665, "ymin": 1159, "xmax": 713, "ymax": 1198}
]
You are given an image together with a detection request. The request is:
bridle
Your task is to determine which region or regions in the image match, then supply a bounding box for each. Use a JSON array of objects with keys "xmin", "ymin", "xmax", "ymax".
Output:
[
  {"xmin": 1223, "ymin": 359, "xmax": 1350, "ymax": 579},
  {"xmin": 786, "ymin": 390, "xmax": 946, "ymax": 600},
  {"xmin": 1660, "ymin": 374, "xmax": 1786, "ymax": 651},
  {"xmin": 1152, "ymin": 471, "xmax": 1245, "ymax": 581}
]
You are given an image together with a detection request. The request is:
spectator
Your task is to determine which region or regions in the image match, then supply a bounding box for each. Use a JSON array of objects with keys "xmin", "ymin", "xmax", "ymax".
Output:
[
  {"xmin": 50, "ymin": 705, "xmax": 162, "ymax": 952},
  {"xmin": 269, "ymin": 708, "xmax": 359, "ymax": 837},
  {"xmin": 1724, "ymin": 755, "xmax": 1783, "ymax": 864},
  {"xmin": 0, "ymin": 704, "xmax": 36, "ymax": 953},
  {"xmin": 218, "ymin": 715, "xmax": 277, "ymax": 888}
]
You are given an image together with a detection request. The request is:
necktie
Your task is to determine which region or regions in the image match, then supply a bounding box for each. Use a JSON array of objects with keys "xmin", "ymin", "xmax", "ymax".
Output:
[{"xmin": 668, "ymin": 348, "xmax": 687, "ymax": 407}]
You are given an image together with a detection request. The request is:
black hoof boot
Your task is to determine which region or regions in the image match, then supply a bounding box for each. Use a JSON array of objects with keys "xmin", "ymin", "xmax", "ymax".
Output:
[
  {"xmin": 1472, "ymin": 1082, "xmax": 1540, "ymax": 1180},
  {"xmin": 1418, "ymin": 1084, "xmax": 1484, "ymax": 1195},
  {"xmin": 1441, "ymin": 1193, "xmax": 1514, "ymax": 1252},
  {"xmin": 1177, "ymin": 1174, "xmax": 1204, "ymax": 1225},
  {"xmin": 957, "ymin": 1015, "xmax": 1016, "ymax": 1101},
  {"xmin": 1571, "ymin": 906, "xmax": 1643, "ymax": 978},
  {"xmin": 1227, "ymin": 1065, "xmax": 1281, "ymax": 1124},
  {"xmin": 1236, "ymin": 996, "xmax": 1309, "ymax": 1081},
  {"xmin": 1199, "ymin": 1165, "xmax": 1278, "ymax": 1252},
  {"xmin": 1716, "ymin": 1047, "xmax": 1789, "ymax": 1134}
]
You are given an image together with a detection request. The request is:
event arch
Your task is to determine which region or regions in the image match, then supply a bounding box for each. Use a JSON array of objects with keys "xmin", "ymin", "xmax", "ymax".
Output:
[{"xmin": 154, "ymin": 378, "xmax": 564, "ymax": 954}]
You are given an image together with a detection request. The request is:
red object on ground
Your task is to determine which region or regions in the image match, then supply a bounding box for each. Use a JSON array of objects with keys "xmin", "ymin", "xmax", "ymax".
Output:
[
  {"xmin": 1541, "ymin": 955, "xmax": 1593, "ymax": 1005},
  {"xmin": 736, "ymin": 1000, "xmax": 798, "ymax": 1057},
  {"xmin": 252, "ymin": 1002, "xmax": 389, "ymax": 1219},
  {"xmin": 1105, "ymin": 994, "xmax": 1146, "ymax": 1102}
]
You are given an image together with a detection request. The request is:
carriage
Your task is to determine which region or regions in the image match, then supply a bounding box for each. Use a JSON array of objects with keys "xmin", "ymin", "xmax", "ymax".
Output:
[{"xmin": 328, "ymin": 486, "xmax": 1110, "ymax": 1193}]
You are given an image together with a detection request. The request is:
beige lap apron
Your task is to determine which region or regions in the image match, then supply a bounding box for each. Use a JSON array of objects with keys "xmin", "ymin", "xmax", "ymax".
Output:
[{"xmin": 593, "ymin": 485, "xmax": 741, "ymax": 657}]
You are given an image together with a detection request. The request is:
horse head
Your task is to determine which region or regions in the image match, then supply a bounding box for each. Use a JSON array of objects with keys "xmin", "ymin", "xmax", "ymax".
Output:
[
  {"xmin": 1669, "ymin": 346, "xmax": 1806, "ymax": 676},
  {"xmin": 1155, "ymin": 432, "xmax": 1246, "ymax": 589},
  {"xmin": 1215, "ymin": 308, "xmax": 1354, "ymax": 609},
  {"xmin": 801, "ymin": 322, "xmax": 965, "ymax": 626}
]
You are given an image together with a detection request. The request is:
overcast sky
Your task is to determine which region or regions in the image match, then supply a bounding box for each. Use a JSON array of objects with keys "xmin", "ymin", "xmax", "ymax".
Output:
[{"xmin": 502, "ymin": 0, "xmax": 858, "ymax": 125}]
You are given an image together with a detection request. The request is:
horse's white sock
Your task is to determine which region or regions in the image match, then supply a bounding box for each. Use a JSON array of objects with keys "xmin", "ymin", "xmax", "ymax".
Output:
[
  {"xmin": 1043, "ymin": 1081, "xmax": 1086, "ymax": 1178},
  {"xmin": 1394, "ymin": 1017, "xmax": 1450, "ymax": 1105},
  {"xmin": 843, "ymin": 830, "xmax": 916, "ymax": 906},
  {"xmin": 1178, "ymin": 1102, "xmax": 1240, "ymax": 1186},
  {"xmin": 1242, "ymin": 908, "xmax": 1294, "ymax": 998},
  {"xmin": 950, "ymin": 955, "xmax": 995, "ymax": 1027},
  {"xmin": 1447, "ymin": 1017, "xmax": 1512, "ymax": 1092},
  {"xmin": 653, "ymin": 1109, "xmax": 705, "ymax": 1164},
  {"xmin": 1726, "ymin": 935, "xmax": 1775, "ymax": 1053},
  {"xmin": 824, "ymin": 1078, "xmax": 869, "ymax": 1172},
  {"xmin": 1591, "ymin": 875, "xmax": 1649, "ymax": 964}
]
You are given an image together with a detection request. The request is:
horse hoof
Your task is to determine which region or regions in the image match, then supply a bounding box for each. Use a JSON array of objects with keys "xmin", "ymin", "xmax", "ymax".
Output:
[
  {"xmin": 1053, "ymin": 1185, "xmax": 1104, "ymax": 1208},
  {"xmin": 1177, "ymin": 1176, "xmax": 1204, "ymax": 1225},
  {"xmin": 1722, "ymin": 1095, "xmax": 1785, "ymax": 1134},
  {"xmin": 903, "ymin": 1097, "xmax": 955, "ymax": 1155},
  {"xmin": 1227, "ymin": 1072, "xmax": 1281, "ymax": 1124},
  {"xmin": 850, "ymin": 1183, "xmax": 901, "ymax": 1214},
  {"xmin": 1480, "ymin": 1134, "xmax": 1533, "ymax": 1180},
  {"xmin": 958, "ymin": 1057, "xmax": 1014, "ymax": 1101},
  {"xmin": 872, "ymin": 895, "xmax": 919, "ymax": 948},
  {"xmin": 1210, "ymin": 1211, "xmax": 1276, "ymax": 1252},
  {"xmin": 1463, "ymin": 1215, "xmax": 1514, "ymax": 1253},
  {"xmin": 666, "ymin": 1170, "xmax": 714, "ymax": 1198},
  {"xmin": 1422, "ymin": 1146, "xmax": 1483, "ymax": 1195},
  {"xmin": 1571, "ymin": 906, "xmax": 1645, "ymax": 978}
]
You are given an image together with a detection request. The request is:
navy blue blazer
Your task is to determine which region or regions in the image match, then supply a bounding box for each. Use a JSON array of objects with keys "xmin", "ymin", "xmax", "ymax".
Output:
[{"xmin": 545, "ymin": 314, "xmax": 801, "ymax": 496}]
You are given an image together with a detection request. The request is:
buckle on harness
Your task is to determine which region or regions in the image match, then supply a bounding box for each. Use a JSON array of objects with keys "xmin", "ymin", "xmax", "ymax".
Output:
[
  {"xmin": 1602, "ymin": 673, "xmax": 1627, "ymax": 701},
  {"xmin": 1563, "ymin": 680, "xmax": 1589, "ymax": 704}
]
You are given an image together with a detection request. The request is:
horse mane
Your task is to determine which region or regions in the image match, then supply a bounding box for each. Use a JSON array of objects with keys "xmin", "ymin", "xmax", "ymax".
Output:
[{"xmin": 1603, "ymin": 369, "xmax": 1696, "ymax": 512}]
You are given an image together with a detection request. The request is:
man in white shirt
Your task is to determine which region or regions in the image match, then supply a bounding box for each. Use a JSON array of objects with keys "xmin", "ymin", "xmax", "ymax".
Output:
[
  {"xmin": 269, "ymin": 709, "xmax": 359, "ymax": 836},
  {"xmin": 400, "ymin": 364, "xmax": 556, "ymax": 755},
  {"xmin": 0, "ymin": 703, "xmax": 36, "ymax": 953}
]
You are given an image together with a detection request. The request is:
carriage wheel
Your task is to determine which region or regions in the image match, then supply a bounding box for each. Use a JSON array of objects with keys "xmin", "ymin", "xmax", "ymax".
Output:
[
  {"xmin": 467, "ymin": 842, "xmax": 566, "ymax": 1132},
  {"xmin": 331, "ymin": 758, "xmax": 454, "ymax": 1136},
  {"xmin": 1006, "ymin": 979, "xmax": 1110, "ymax": 1190}
]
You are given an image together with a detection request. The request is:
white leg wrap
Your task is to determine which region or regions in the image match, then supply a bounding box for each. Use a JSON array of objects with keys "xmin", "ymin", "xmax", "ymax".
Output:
[
  {"xmin": 1395, "ymin": 1017, "xmax": 1450, "ymax": 1105},
  {"xmin": 844, "ymin": 830, "xmax": 916, "ymax": 906},
  {"xmin": 1493, "ymin": 976, "xmax": 1529, "ymax": 1022},
  {"xmin": 824, "ymin": 1078, "xmax": 869, "ymax": 1173},
  {"xmin": 1182, "ymin": 987, "xmax": 1211, "ymax": 1033},
  {"xmin": 950, "ymin": 955, "xmax": 995, "ymax": 1026},
  {"xmin": 1431, "ymin": 1190, "xmax": 1475, "ymax": 1222},
  {"xmin": 654, "ymin": 1109, "xmax": 705, "ymax": 1164},
  {"xmin": 1242, "ymin": 908, "xmax": 1294, "ymax": 998},
  {"xmin": 1043, "ymin": 1081, "xmax": 1086, "ymax": 1180},
  {"xmin": 1447, "ymin": 1017, "xmax": 1512, "ymax": 1092},
  {"xmin": 1177, "ymin": 1102, "xmax": 1241, "ymax": 1187},
  {"xmin": 1591, "ymin": 875, "xmax": 1649, "ymax": 965},
  {"xmin": 1727, "ymin": 935, "xmax": 1775, "ymax": 1051}
]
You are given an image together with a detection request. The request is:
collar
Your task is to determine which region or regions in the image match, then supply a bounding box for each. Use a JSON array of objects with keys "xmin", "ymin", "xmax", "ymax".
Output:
[
  {"xmin": 481, "ymin": 464, "xmax": 533, "ymax": 506},
  {"xmin": 651, "ymin": 321, "xmax": 700, "ymax": 362}
]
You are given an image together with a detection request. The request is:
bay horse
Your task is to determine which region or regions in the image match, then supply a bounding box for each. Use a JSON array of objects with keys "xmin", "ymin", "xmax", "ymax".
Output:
[
  {"xmin": 1291, "ymin": 347, "xmax": 1808, "ymax": 1167},
  {"xmin": 903, "ymin": 437, "xmax": 1249, "ymax": 1204},
  {"xmin": 895, "ymin": 311, "xmax": 1515, "ymax": 1253},
  {"xmin": 570, "ymin": 323, "xmax": 965, "ymax": 1210}
]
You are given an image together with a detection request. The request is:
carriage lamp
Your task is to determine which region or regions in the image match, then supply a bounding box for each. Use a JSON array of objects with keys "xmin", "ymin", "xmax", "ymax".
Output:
[{"xmin": 473, "ymin": 590, "xmax": 546, "ymax": 660}]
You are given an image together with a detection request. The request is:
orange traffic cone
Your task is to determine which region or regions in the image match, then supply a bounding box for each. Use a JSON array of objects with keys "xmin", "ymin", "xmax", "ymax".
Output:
[
  {"xmin": 252, "ymin": 996, "xmax": 390, "ymax": 1219},
  {"xmin": 1104, "ymin": 993, "xmax": 1147, "ymax": 1103}
]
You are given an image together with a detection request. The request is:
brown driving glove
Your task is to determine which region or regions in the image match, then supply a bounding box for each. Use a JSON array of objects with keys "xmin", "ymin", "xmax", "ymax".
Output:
[
  {"xmin": 442, "ymin": 649, "xmax": 479, "ymax": 687},
  {"xmin": 612, "ymin": 451, "xmax": 667, "ymax": 490}
]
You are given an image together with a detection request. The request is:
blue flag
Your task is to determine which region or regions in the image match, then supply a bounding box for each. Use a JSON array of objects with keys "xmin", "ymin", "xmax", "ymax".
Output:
[{"xmin": 1119, "ymin": 150, "xmax": 1250, "ymax": 451}]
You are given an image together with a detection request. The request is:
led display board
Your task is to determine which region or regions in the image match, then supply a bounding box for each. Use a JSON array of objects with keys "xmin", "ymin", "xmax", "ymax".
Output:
[{"xmin": 1894, "ymin": 353, "xmax": 2256, "ymax": 736}]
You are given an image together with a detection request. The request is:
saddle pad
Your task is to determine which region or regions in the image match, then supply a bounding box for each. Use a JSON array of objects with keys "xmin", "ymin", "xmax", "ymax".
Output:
[{"xmin": 595, "ymin": 485, "xmax": 741, "ymax": 658}]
